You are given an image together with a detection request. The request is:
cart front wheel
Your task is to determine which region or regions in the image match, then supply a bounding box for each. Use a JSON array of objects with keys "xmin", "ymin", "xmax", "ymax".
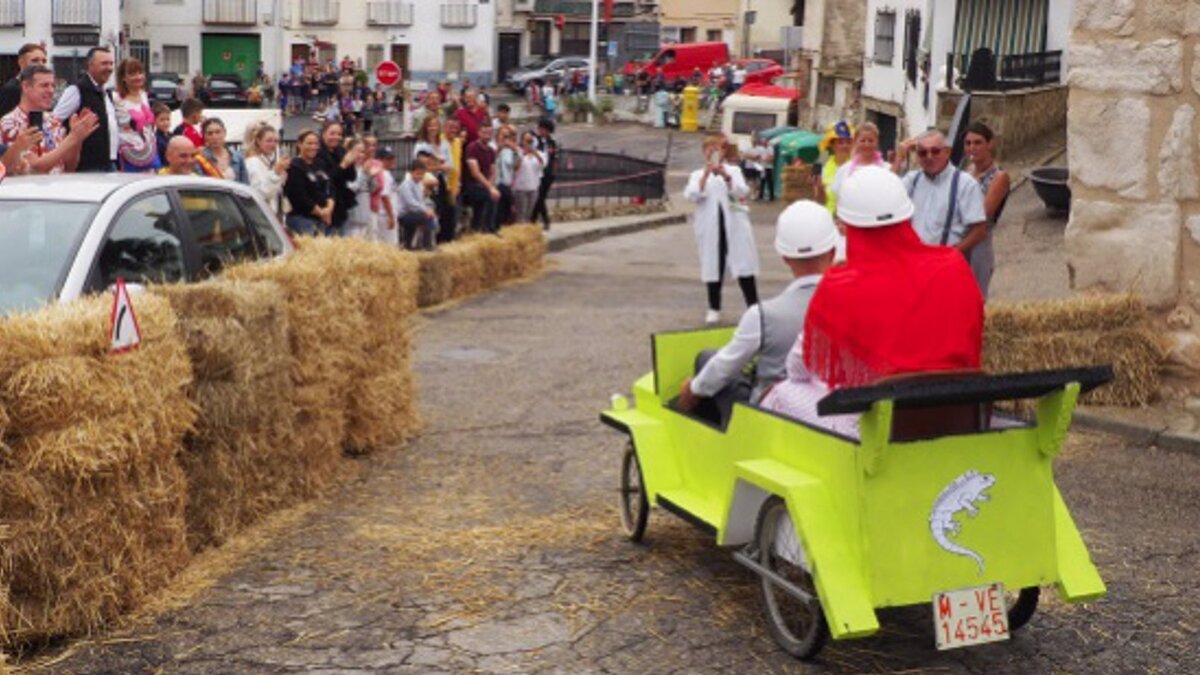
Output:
[
  {"xmin": 756, "ymin": 496, "xmax": 828, "ymax": 660},
  {"xmin": 619, "ymin": 442, "xmax": 649, "ymax": 542},
  {"xmin": 1006, "ymin": 586, "xmax": 1040, "ymax": 631}
]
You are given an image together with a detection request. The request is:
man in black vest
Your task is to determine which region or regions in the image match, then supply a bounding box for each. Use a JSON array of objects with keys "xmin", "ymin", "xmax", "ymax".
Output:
[
  {"xmin": 52, "ymin": 46, "xmax": 118, "ymax": 173},
  {"xmin": 0, "ymin": 43, "xmax": 47, "ymax": 118}
]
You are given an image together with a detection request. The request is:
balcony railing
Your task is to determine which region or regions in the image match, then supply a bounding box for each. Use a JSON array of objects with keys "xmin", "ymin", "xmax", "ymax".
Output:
[
  {"xmin": 367, "ymin": 1, "xmax": 413, "ymax": 26},
  {"xmin": 946, "ymin": 50, "xmax": 1063, "ymax": 92},
  {"xmin": 302, "ymin": 0, "xmax": 339, "ymax": 25},
  {"xmin": 440, "ymin": 3, "xmax": 477, "ymax": 27},
  {"xmin": 533, "ymin": 0, "xmax": 634, "ymax": 17},
  {"xmin": 0, "ymin": 0, "xmax": 24, "ymax": 27},
  {"xmin": 53, "ymin": 0, "xmax": 101, "ymax": 27},
  {"xmin": 204, "ymin": 0, "xmax": 257, "ymax": 25}
]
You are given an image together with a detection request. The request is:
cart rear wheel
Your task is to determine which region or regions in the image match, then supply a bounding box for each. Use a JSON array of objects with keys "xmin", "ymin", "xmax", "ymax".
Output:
[
  {"xmin": 619, "ymin": 442, "xmax": 649, "ymax": 542},
  {"xmin": 1006, "ymin": 586, "xmax": 1039, "ymax": 631},
  {"xmin": 756, "ymin": 496, "xmax": 828, "ymax": 660}
]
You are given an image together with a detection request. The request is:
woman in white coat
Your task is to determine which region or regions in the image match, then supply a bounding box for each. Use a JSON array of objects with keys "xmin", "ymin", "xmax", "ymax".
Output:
[{"xmin": 684, "ymin": 135, "xmax": 760, "ymax": 324}]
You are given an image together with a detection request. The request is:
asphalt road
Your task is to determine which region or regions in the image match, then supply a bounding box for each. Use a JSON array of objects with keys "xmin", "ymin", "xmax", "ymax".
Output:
[{"xmin": 28, "ymin": 125, "xmax": 1200, "ymax": 674}]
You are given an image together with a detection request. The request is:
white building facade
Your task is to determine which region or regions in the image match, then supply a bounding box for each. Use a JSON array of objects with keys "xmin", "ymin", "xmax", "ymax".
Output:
[
  {"xmin": 861, "ymin": 0, "xmax": 1071, "ymax": 147},
  {"xmin": 122, "ymin": 0, "xmax": 496, "ymax": 87},
  {"xmin": 0, "ymin": 0, "xmax": 124, "ymax": 83}
]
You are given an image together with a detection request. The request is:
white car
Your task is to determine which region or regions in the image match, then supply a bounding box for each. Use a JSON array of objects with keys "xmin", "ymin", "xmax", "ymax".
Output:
[{"xmin": 0, "ymin": 174, "xmax": 294, "ymax": 315}]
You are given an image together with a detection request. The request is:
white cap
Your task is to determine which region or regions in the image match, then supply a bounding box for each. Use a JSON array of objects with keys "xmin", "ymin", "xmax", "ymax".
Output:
[
  {"xmin": 775, "ymin": 201, "xmax": 840, "ymax": 259},
  {"xmin": 835, "ymin": 165, "xmax": 915, "ymax": 228}
]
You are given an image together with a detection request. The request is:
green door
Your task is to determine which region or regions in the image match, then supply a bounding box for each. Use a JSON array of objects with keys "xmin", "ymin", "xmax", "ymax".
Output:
[{"xmin": 201, "ymin": 34, "xmax": 261, "ymax": 79}]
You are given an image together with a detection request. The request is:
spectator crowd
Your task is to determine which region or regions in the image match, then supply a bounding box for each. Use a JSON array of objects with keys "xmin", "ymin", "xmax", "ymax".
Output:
[{"xmin": 0, "ymin": 43, "xmax": 560, "ymax": 252}]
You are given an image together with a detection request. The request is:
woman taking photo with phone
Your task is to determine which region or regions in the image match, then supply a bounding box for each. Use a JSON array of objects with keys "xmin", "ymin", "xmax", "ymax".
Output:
[
  {"xmin": 114, "ymin": 58, "xmax": 160, "ymax": 173},
  {"xmin": 684, "ymin": 135, "xmax": 759, "ymax": 325}
]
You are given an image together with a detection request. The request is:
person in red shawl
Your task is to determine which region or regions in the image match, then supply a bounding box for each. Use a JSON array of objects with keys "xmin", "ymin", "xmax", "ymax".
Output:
[{"xmin": 761, "ymin": 165, "xmax": 984, "ymax": 436}]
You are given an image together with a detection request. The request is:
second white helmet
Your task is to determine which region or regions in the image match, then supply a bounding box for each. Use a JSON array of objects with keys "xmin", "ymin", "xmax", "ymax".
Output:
[
  {"xmin": 835, "ymin": 165, "xmax": 915, "ymax": 228},
  {"xmin": 775, "ymin": 200, "xmax": 840, "ymax": 259}
]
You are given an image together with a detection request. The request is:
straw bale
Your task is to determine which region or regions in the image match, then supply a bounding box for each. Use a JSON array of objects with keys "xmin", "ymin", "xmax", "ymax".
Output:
[
  {"xmin": 782, "ymin": 164, "xmax": 815, "ymax": 202},
  {"xmin": 472, "ymin": 235, "xmax": 510, "ymax": 289},
  {"xmin": 986, "ymin": 294, "xmax": 1145, "ymax": 335},
  {"xmin": 416, "ymin": 252, "xmax": 453, "ymax": 308},
  {"xmin": 0, "ymin": 293, "xmax": 193, "ymax": 644},
  {"xmin": 984, "ymin": 295, "xmax": 1164, "ymax": 406},
  {"xmin": 0, "ymin": 461, "xmax": 189, "ymax": 643},
  {"xmin": 345, "ymin": 338, "xmax": 419, "ymax": 454},
  {"xmin": 439, "ymin": 239, "xmax": 486, "ymax": 299},
  {"xmin": 500, "ymin": 224, "xmax": 546, "ymax": 278}
]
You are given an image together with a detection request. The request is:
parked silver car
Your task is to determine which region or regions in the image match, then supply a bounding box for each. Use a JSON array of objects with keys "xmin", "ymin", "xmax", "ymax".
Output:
[
  {"xmin": 0, "ymin": 174, "xmax": 294, "ymax": 315},
  {"xmin": 506, "ymin": 56, "xmax": 591, "ymax": 92}
]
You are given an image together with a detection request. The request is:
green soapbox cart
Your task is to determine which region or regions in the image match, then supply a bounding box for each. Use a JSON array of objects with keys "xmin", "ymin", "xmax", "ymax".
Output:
[{"xmin": 600, "ymin": 327, "xmax": 1111, "ymax": 659}]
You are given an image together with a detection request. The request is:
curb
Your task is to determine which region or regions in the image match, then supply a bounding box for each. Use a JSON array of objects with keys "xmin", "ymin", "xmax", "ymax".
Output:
[
  {"xmin": 546, "ymin": 212, "xmax": 688, "ymax": 252},
  {"xmin": 1073, "ymin": 411, "xmax": 1200, "ymax": 457}
]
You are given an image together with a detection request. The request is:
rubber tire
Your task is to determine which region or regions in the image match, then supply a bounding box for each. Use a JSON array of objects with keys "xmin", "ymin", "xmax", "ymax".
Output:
[
  {"xmin": 755, "ymin": 496, "xmax": 829, "ymax": 661},
  {"xmin": 619, "ymin": 443, "xmax": 649, "ymax": 542},
  {"xmin": 1006, "ymin": 587, "xmax": 1040, "ymax": 632}
]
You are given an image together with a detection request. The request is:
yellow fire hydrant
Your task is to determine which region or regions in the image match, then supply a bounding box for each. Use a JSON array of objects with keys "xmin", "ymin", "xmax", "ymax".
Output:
[{"xmin": 681, "ymin": 85, "xmax": 700, "ymax": 132}]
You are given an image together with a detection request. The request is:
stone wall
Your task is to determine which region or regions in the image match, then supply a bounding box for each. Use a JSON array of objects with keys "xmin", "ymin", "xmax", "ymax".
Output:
[
  {"xmin": 1066, "ymin": 1, "xmax": 1200, "ymax": 312},
  {"xmin": 937, "ymin": 85, "xmax": 1068, "ymax": 161}
]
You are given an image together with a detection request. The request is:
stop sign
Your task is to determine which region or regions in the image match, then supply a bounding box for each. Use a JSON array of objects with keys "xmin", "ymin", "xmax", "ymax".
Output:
[{"xmin": 376, "ymin": 60, "xmax": 402, "ymax": 87}]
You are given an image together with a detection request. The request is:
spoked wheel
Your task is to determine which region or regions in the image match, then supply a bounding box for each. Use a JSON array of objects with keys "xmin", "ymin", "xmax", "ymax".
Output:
[
  {"xmin": 619, "ymin": 442, "xmax": 649, "ymax": 542},
  {"xmin": 756, "ymin": 497, "xmax": 829, "ymax": 660},
  {"xmin": 1006, "ymin": 586, "xmax": 1040, "ymax": 631}
]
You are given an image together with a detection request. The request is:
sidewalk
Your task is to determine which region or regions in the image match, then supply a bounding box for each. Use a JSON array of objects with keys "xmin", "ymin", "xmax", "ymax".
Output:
[{"xmin": 543, "ymin": 206, "xmax": 687, "ymax": 252}]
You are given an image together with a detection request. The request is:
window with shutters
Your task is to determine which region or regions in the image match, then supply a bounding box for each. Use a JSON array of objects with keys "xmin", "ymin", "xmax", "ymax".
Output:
[
  {"xmin": 873, "ymin": 10, "xmax": 896, "ymax": 66},
  {"xmin": 904, "ymin": 10, "xmax": 921, "ymax": 85},
  {"xmin": 443, "ymin": 46, "xmax": 465, "ymax": 73},
  {"xmin": 162, "ymin": 45, "xmax": 189, "ymax": 76}
]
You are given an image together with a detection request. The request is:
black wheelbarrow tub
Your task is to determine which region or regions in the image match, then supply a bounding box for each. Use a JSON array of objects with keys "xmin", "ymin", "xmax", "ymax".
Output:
[{"xmin": 1029, "ymin": 167, "xmax": 1071, "ymax": 212}]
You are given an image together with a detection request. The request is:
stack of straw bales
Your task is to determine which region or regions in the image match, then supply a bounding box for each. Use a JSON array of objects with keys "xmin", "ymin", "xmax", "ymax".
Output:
[
  {"xmin": 415, "ymin": 225, "xmax": 546, "ymax": 308},
  {"xmin": 153, "ymin": 280, "xmax": 301, "ymax": 550},
  {"xmin": 228, "ymin": 237, "xmax": 421, "ymax": 456},
  {"xmin": 984, "ymin": 295, "xmax": 1165, "ymax": 406},
  {"xmin": 782, "ymin": 164, "xmax": 816, "ymax": 202},
  {"xmin": 0, "ymin": 294, "xmax": 194, "ymax": 643}
]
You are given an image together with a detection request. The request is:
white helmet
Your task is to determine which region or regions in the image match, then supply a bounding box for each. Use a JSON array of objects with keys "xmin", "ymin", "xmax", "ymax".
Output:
[
  {"xmin": 835, "ymin": 165, "xmax": 915, "ymax": 228},
  {"xmin": 775, "ymin": 201, "xmax": 840, "ymax": 259}
]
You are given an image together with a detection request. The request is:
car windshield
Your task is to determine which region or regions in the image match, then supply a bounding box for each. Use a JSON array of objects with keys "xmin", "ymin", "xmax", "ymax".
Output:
[
  {"xmin": 212, "ymin": 81, "xmax": 239, "ymax": 91},
  {"xmin": 0, "ymin": 201, "xmax": 96, "ymax": 315},
  {"xmin": 151, "ymin": 79, "xmax": 177, "ymax": 89},
  {"xmin": 523, "ymin": 57, "xmax": 553, "ymax": 70}
]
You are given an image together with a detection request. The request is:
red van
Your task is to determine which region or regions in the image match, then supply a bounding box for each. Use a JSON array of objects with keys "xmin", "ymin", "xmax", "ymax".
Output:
[{"xmin": 637, "ymin": 42, "xmax": 731, "ymax": 88}]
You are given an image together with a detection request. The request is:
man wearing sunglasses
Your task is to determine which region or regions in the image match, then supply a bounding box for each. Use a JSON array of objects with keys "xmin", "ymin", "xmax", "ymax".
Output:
[{"xmin": 892, "ymin": 130, "xmax": 987, "ymax": 268}]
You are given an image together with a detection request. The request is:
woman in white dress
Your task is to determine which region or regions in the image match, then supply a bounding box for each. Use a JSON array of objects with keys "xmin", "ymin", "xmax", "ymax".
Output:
[{"xmin": 683, "ymin": 135, "xmax": 760, "ymax": 325}]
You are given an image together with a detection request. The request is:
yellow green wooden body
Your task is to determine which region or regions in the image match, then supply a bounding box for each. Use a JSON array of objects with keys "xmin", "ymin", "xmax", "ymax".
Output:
[{"xmin": 602, "ymin": 328, "xmax": 1105, "ymax": 640}]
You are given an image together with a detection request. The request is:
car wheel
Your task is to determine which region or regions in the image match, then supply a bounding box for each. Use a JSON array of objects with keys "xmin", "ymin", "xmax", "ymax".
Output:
[
  {"xmin": 619, "ymin": 441, "xmax": 649, "ymax": 542},
  {"xmin": 1006, "ymin": 586, "xmax": 1039, "ymax": 631},
  {"xmin": 756, "ymin": 496, "xmax": 828, "ymax": 660}
]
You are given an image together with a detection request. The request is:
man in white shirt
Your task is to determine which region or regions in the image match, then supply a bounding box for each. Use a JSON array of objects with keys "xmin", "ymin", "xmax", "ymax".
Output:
[
  {"xmin": 678, "ymin": 201, "xmax": 838, "ymax": 426},
  {"xmin": 896, "ymin": 130, "xmax": 987, "ymax": 255},
  {"xmin": 52, "ymin": 46, "xmax": 118, "ymax": 172}
]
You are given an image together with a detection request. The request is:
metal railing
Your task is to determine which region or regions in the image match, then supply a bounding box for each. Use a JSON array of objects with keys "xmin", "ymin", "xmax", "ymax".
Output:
[
  {"xmin": 367, "ymin": 1, "xmax": 413, "ymax": 25},
  {"xmin": 204, "ymin": 0, "xmax": 257, "ymax": 25},
  {"xmin": 53, "ymin": 0, "xmax": 100, "ymax": 26},
  {"xmin": 946, "ymin": 50, "xmax": 1063, "ymax": 92},
  {"xmin": 547, "ymin": 147, "xmax": 666, "ymax": 204},
  {"xmin": 301, "ymin": 0, "xmax": 339, "ymax": 25},
  {"xmin": 440, "ymin": 3, "xmax": 477, "ymax": 27},
  {"xmin": 0, "ymin": 0, "xmax": 24, "ymax": 27}
]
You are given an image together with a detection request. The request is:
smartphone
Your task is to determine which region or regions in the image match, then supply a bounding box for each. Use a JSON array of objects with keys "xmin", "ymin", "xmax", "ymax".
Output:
[{"xmin": 28, "ymin": 110, "xmax": 43, "ymax": 130}]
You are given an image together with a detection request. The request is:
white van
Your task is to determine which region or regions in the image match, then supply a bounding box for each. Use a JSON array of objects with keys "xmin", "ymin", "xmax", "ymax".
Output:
[{"xmin": 721, "ymin": 89, "xmax": 799, "ymax": 150}]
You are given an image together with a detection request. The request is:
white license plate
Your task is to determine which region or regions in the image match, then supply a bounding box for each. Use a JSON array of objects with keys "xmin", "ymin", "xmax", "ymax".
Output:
[{"xmin": 932, "ymin": 583, "xmax": 1010, "ymax": 650}]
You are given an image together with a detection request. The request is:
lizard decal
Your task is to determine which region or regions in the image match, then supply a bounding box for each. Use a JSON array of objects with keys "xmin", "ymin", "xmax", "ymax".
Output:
[{"xmin": 929, "ymin": 470, "xmax": 996, "ymax": 575}]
